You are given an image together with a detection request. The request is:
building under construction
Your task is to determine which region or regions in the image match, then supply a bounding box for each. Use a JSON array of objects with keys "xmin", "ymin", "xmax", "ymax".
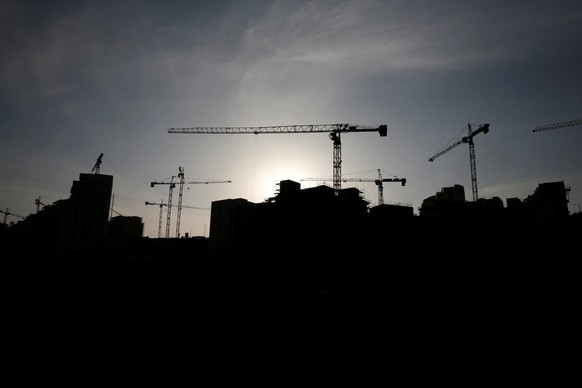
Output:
[
  {"xmin": 6, "ymin": 172, "xmax": 115, "ymax": 244},
  {"xmin": 209, "ymin": 179, "xmax": 414, "ymax": 257}
]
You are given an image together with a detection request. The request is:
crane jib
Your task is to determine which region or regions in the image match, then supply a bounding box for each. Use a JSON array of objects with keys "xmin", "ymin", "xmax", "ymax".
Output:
[
  {"xmin": 168, "ymin": 124, "xmax": 388, "ymax": 136},
  {"xmin": 166, "ymin": 123, "xmax": 388, "ymax": 195}
]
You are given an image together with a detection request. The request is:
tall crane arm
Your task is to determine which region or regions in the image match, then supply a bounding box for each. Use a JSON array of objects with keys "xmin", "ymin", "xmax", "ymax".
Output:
[
  {"xmin": 0, "ymin": 208, "xmax": 24, "ymax": 218},
  {"xmin": 428, "ymin": 139, "xmax": 464, "ymax": 162},
  {"xmin": 301, "ymin": 169, "xmax": 406, "ymax": 206},
  {"xmin": 151, "ymin": 179, "xmax": 231, "ymax": 187},
  {"xmin": 302, "ymin": 168, "xmax": 405, "ymax": 185},
  {"xmin": 429, "ymin": 124, "xmax": 489, "ymax": 162},
  {"xmin": 168, "ymin": 123, "xmax": 388, "ymax": 193},
  {"xmin": 302, "ymin": 177, "xmax": 405, "ymax": 185},
  {"xmin": 302, "ymin": 176, "xmax": 407, "ymax": 203},
  {"xmin": 145, "ymin": 201, "xmax": 209, "ymax": 210},
  {"xmin": 1, "ymin": 208, "xmax": 25, "ymax": 224},
  {"xmin": 168, "ymin": 123, "xmax": 387, "ymax": 136},
  {"xmin": 428, "ymin": 123, "xmax": 489, "ymax": 201},
  {"xmin": 532, "ymin": 119, "xmax": 582, "ymax": 132}
]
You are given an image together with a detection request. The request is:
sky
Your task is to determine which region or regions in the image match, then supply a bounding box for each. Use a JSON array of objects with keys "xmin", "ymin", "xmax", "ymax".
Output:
[{"xmin": 1, "ymin": 0, "xmax": 581, "ymax": 238}]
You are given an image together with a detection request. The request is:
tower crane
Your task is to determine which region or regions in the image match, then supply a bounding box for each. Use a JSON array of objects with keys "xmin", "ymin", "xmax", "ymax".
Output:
[
  {"xmin": 168, "ymin": 123, "xmax": 388, "ymax": 193},
  {"xmin": 175, "ymin": 166, "xmax": 188, "ymax": 239},
  {"xmin": 35, "ymin": 196, "xmax": 48, "ymax": 213},
  {"xmin": 1, "ymin": 208, "xmax": 25, "ymax": 225},
  {"xmin": 302, "ymin": 169, "xmax": 406, "ymax": 205},
  {"xmin": 429, "ymin": 123, "xmax": 489, "ymax": 202},
  {"xmin": 91, "ymin": 153, "xmax": 103, "ymax": 174},
  {"xmin": 532, "ymin": 118, "xmax": 582, "ymax": 132},
  {"xmin": 145, "ymin": 200, "xmax": 167, "ymax": 239},
  {"xmin": 150, "ymin": 168, "xmax": 231, "ymax": 238},
  {"xmin": 108, "ymin": 193, "xmax": 125, "ymax": 220},
  {"xmin": 145, "ymin": 200, "xmax": 210, "ymax": 238},
  {"xmin": 110, "ymin": 208, "xmax": 125, "ymax": 217}
]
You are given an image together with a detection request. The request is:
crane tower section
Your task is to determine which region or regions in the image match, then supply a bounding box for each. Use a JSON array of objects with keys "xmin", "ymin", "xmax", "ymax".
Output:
[
  {"xmin": 168, "ymin": 123, "xmax": 388, "ymax": 193},
  {"xmin": 429, "ymin": 123, "xmax": 489, "ymax": 202},
  {"xmin": 151, "ymin": 169, "xmax": 231, "ymax": 238}
]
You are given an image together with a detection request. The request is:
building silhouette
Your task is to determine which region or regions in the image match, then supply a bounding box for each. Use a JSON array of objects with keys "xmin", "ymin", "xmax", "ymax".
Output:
[
  {"xmin": 108, "ymin": 215, "xmax": 144, "ymax": 241},
  {"xmin": 208, "ymin": 179, "xmax": 574, "ymax": 258},
  {"xmin": 209, "ymin": 179, "xmax": 414, "ymax": 257},
  {"xmin": 2, "ymin": 171, "xmax": 576, "ymax": 257},
  {"xmin": 6, "ymin": 172, "xmax": 113, "ymax": 244}
]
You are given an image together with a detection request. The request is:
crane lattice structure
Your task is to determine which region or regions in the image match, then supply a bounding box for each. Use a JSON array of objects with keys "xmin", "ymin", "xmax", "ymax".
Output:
[
  {"xmin": 108, "ymin": 193, "xmax": 125, "ymax": 220},
  {"xmin": 429, "ymin": 123, "xmax": 489, "ymax": 202},
  {"xmin": 91, "ymin": 153, "xmax": 103, "ymax": 174},
  {"xmin": 168, "ymin": 124, "xmax": 388, "ymax": 193},
  {"xmin": 532, "ymin": 119, "xmax": 582, "ymax": 132},
  {"xmin": 151, "ymin": 167, "xmax": 231, "ymax": 238},
  {"xmin": 35, "ymin": 196, "xmax": 48, "ymax": 213},
  {"xmin": 1, "ymin": 208, "xmax": 25, "ymax": 225},
  {"xmin": 301, "ymin": 169, "xmax": 406, "ymax": 206},
  {"xmin": 145, "ymin": 200, "xmax": 210, "ymax": 238}
]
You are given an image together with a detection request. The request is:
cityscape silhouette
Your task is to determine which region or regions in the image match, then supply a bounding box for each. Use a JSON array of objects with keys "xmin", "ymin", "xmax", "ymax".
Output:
[{"xmin": 4, "ymin": 168, "xmax": 579, "ymax": 382}]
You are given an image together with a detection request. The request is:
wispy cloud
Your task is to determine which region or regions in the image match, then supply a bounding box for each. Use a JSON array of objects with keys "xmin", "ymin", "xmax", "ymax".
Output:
[{"xmin": 226, "ymin": 0, "xmax": 582, "ymax": 73}]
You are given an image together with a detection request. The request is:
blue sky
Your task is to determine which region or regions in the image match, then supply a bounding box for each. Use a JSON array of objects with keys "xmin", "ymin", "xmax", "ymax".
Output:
[{"xmin": 1, "ymin": 0, "xmax": 581, "ymax": 238}]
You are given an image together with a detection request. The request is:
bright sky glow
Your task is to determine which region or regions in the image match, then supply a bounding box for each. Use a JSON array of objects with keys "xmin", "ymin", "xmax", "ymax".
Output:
[{"xmin": 1, "ymin": 0, "xmax": 581, "ymax": 237}]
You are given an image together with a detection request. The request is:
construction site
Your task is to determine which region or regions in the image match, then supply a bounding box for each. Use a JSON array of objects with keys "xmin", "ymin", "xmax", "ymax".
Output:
[{"xmin": 4, "ymin": 119, "xmax": 581, "ymax": 383}]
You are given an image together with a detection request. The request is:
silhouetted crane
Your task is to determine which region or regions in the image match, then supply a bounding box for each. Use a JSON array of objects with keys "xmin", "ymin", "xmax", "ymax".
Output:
[
  {"xmin": 1, "ymin": 208, "xmax": 25, "ymax": 225},
  {"xmin": 532, "ymin": 119, "xmax": 582, "ymax": 132},
  {"xmin": 302, "ymin": 169, "xmax": 406, "ymax": 205},
  {"xmin": 145, "ymin": 200, "xmax": 210, "ymax": 238},
  {"xmin": 35, "ymin": 196, "xmax": 48, "ymax": 213},
  {"xmin": 151, "ymin": 168, "xmax": 231, "ymax": 238},
  {"xmin": 167, "ymin": 123, "xmax": 388, "ymax": 194},
  {"xmin": 429, "ymin": 123, "xmax": 489, "ymax": 202},
  {"xmin": 108, "ymin": 193, "xmax": 125, "ymax": 220},
  {"xmin": 91, "ymin": 153, "xmax": 103, "ymax": 174}
]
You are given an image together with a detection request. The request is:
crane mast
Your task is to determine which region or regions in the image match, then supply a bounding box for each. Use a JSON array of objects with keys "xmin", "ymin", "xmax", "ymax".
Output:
[
  {"xmin": 91, "ymin": 153, "xmax": 103, "ymax": 174},
  {"xmin": 429, "ymin": 123, "xmax": 489, "ymax": 202},
  {"xmin": 151, "ymin": 170, "xmax": 231, "ymax": 238},
  {"xmin": 145, "ymin": 200, "xmax": 167, "ymax": 238},
  {"xmin": 168, "ymin": 123, "xmax": 388, "ymax": 193},
  {"xmin": 35, "ymin": 196, "xmax": 48, "ymax": 213},
  {"xmin": 373, "ymin": 169, "xmax": 406, "ymax": 205},
  {"xmin": 145, "ymin": 200, "xmax": 209, "ymax": 238},
  {"xmin": 153, "ymin": 176, "xmax": 176, "ymax": 238},
  {"xmin": 176, "ymin": 167, "xmax": 188, "ymax": 239}
]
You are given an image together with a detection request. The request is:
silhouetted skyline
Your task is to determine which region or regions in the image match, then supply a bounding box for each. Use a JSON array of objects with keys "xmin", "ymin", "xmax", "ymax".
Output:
[
  {"xmin": 5, "ymin": 166, "xmax": 579, "ymax": 383},
  {"xmin": 1, "ymin": 0, "xmax": 581, "ymax": 238}
]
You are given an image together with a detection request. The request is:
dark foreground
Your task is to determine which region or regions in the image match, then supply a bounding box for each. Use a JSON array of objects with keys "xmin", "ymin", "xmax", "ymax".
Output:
[{"xmin": 6, "ymin": 236, "xmax": 577, "ymax": 383}]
